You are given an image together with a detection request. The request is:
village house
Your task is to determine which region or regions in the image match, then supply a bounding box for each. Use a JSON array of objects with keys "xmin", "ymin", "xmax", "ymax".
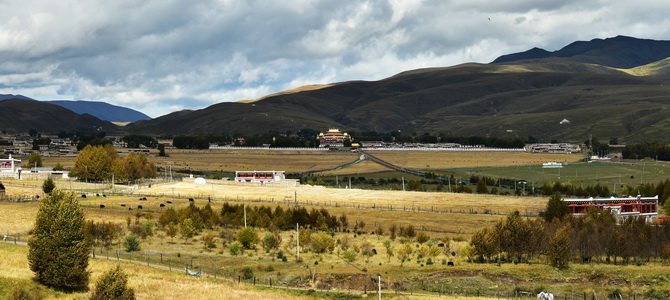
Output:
[{"xmin": 563, "ymin": 195, "xmax": 658, "ymax": 222}]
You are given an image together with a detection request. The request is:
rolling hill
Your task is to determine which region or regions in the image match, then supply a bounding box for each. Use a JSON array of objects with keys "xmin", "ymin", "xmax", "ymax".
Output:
[{"xmin": 0, "ymin": 99, "xmax": 118, "ymax": 134}]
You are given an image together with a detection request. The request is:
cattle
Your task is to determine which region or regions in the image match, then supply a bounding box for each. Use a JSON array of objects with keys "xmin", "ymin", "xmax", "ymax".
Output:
[
  {"xmin": 96, "ymin": 193, "xmax": 99, "ymax": 197},
  {"xmin": 188, "ymin": 198, "xmax": 194, "ymax": 202},
  {"xmin": 121, "ymin": 204, "xmax": 126, "ymax": 207},
  {"xmin": 137, "ymin": 205, "xmax": 143, "ymax": 210},
  {"xmin": 102, "ymin": 194, "xmax": 106, "ymax": 197},
  {"xmin": 139, "ymin": 197, "xmax": 147, "ymax": 201},
  {"xmin": 538, "ymin": 292, "xmax": 554, "ymax": 300},
  {"xmin": 81, "ymin": 194, "xmax": 87, "ymax": 198},
  {"xmin": 99, "ymin": 204, "xmax": 105, "ymax": 208},
  {"xmin": 447, "ymin": 261, "xmax": 454, "ymax": 266},
  {"xmin": 159, "ymin": 204, "xmax": 165, "ymax": 208},
  {"xmin": 129, "ymin": 207, "xmax": 132, "ymax": 211},
  {"xmin": 371, "ymin": 249, "xmax": 377, "ymax": 255},
  {"xmin": 167, "ymin": 201, "xmax": 173, "ymax": 204}
]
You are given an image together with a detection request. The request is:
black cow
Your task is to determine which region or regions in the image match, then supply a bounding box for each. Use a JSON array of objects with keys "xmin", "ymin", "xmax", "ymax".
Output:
[
  {"xmin": 159, "ymin": 204, "xmax": 166, "ymax": 207},
  {"xmin": 121, "ymin": 204, "xmax": 126, "ymax": 207},
  {"xmin": 99, "ymin": 204, "xmax": 105, "ymax": 208},
  {"xmin": 137, "ymin": 205, "xmax": 143, "ymax": 210},
  {"xmin": 167, "ymin": 201, "xmax": 173, "ymax": 204},
  {"xmin": 102, "ymin": 194, "xmax": 106, "ymax": 197},
  {"xmin": 81, "ymin": 194, "xmax": 87, "ymax": 198},
  {"xmin": 188, "ymin": 198, "xmax": 194, "ymax": 202},
  {"xmin": 447, "ymin": 261, "xmax": 454, "ymax": 266},
  {"xmin": 96, "ymin": 193, "xmax": 100, "ymax": 197}
]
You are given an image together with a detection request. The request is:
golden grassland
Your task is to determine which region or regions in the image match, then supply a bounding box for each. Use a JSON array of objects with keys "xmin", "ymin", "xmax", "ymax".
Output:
[
  {"xmin": 313, "ymin": 159, "xmax": 393, "ymax": 176},
  {"xmin": 150, "ymin": 149, "xmax": 360, "ymax": 174},
  {"xmin": 365, "ymin": 151, "xmax": 584, "ymax": 169},
  {"xmin": 40, "ymin": 149, "xmax": 583, "ymax": 175}
]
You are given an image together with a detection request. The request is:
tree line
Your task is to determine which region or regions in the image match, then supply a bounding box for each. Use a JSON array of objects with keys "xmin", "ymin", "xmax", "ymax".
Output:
[
  {"xmin": 623, "ymin": 142, "xmax": 670, "ymax": 161},
  {"xmin": 73, "ymin": 145, "xmax": 156, "ymax": 182},
  {"xmin": 467, "ymin": 193, "xmax": 670, "ymax": 269}
]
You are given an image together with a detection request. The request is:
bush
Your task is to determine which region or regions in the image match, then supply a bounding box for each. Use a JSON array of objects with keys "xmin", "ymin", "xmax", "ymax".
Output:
[
  {"xmin": 124, "ymin": 234, "xmax": 141, "ymax": 252},
  {"xmin": 42, "ymin": 178, "xmax": 55, "ymax": 194},
  {"xmin": 8, "ymin": 285, "xmax": 43, "ymax": 300},
  {"xmin": 229, "ymin": 241, "xmax": 242, "ymax": 256},
  {"xmin": 343, "ymin": 248, "xmax": 357, "ymax": 262},
  {"xmin": 90, "ymin": 265, "xmax": 135, "ymax": 300},
  {"xmin": 241, "ymin": 267, "xmax": 254, "ymax": 280}
]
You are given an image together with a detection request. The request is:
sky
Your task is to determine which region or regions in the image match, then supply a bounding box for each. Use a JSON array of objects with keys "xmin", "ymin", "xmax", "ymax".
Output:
[{"xmin": 0, "ymin": 0, "xmax": 669, "ymax": 118}]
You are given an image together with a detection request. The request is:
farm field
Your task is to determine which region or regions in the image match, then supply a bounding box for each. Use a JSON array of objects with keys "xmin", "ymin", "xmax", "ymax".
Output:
[
  {"xmin": 442, "ymin": 160, "xmax": 670, "ymax": 190},
  {"xmin": 364, "ymin": 151, "xmax": 583, "ymax": 169}
]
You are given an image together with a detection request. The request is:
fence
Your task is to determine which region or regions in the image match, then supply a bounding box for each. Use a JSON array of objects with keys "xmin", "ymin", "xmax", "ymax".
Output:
[{"xmin": 0, "ymin": 235, "xmax": 648, "ymax": 299}]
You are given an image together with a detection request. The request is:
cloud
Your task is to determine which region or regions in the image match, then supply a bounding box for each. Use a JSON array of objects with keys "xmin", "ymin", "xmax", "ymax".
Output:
[{"xmin": 0, "ymin": 0, "xmax": 668, "ymax": 117}]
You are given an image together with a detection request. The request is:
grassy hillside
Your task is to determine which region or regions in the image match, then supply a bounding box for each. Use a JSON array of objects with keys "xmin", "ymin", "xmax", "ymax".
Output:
[
  {"xmin": 0, "ymin": 99, "xmax": 119, "ymax": 134},
  {"xmin": 126, "ymin": 61, "xmax": 670, "ymax": 143}
]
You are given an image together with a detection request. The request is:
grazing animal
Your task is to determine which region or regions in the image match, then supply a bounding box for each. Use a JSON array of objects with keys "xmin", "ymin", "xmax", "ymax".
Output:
[
  {"xmin": 102, "ymin": 194, "xmax": 106, "ymax": 197},
  {"xmin": 81, "ymin": 194, "xmax": 87, "ymax": 198},
  {"xmin": 538, "ymin": 292, "xmax": 554, "ymax": 300},
  {"xmin": 99, "ymin": 204, "xmax": 105, "ymax": 208},
  {"xmin": 129, "ymin": 207, "xmax": 132, "ymax": 211},
  {"xmin": 167, "ymin": 201, "xmax": 173, "ymax": 204},
  {"xmin": 159, "ymin": 204, "xmax": 165, "ymax": 207},
  {"xmin": 138, "ymin": 205, "xmax": 143, "ymax": 209},
  {"xmin": 96, "ymin": 193, "xmax": 99, "ymax": 197},
  {"xmin": 189, "ymin": 198, "xmax": 194, "ymax": 202},
  {"xmin": 121, "ymin": 204, "xmax": 126, "ymax": 207},
  {"xmin": 447, "ymin": 261, "xmax": 454, "ymax": 266},
  {"xmin": 371, "ymin": 249, "xmax": 377, "ymax": 255}
]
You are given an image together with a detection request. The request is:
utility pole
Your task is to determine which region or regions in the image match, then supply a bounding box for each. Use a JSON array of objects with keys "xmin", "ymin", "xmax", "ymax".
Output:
[
  {"xmin": 244, "ymin": 204, "xmax": 247, "ymax": 228},
  {"xmin": 378, "ymin": 275, "xmax": 382, "ymax": 300},
  {"xmin": 296, "ymin": 223, "xmax": 300, "ymax": 261},
  {"xmin": 402, "ymin": 176, "xmax": 405, "ymax": 191}
]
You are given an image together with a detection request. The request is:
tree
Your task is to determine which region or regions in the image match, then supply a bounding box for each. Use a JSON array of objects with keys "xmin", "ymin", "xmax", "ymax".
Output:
[
  {"xmin": 158, "ymin": 144, "xmax": 167, "ymax": 157},
  {"xmin": 28, "ymin": 151, "xmax": 43, "ymax": 168},
  {"xmin": 549, "ymin": 225, "xmax": 572, "ymax": 269},
  {"xmin": 476, "ymin": 179, "xmax": 489, "ymax": 194},
  {"xmin": 180, "ymin": 218, "xmax": 197, "ymax": 240},
  {"xmin": 237, "ymin": 227, "xmax": 259, "ymax": 249},
  {"xmin": 310, "ymin": 232, "xmax": 335, "ymax": 253},
  {"xmin": 28, "ymin": 189, "xmax": 91, "ymax": 290},
  {"xmin": 90, "ymin": 265, "xmax": 135, "ymax": 300},
  {"xmin": 42, "ymin": 177, "xmax": 56, "ymax": 194},
  {"xmin": 543, "ymin": 192, "xmax": 570, "ymax": 222},
  {"xmin": 124, "ymin": 234, "xmax": 141, "ymax": 252}
]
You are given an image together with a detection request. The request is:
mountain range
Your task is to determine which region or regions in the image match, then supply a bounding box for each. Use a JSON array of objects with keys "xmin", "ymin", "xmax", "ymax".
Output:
[{"xmin": 4, "ymin": 35, "xmax": 670, "ymax": 143}]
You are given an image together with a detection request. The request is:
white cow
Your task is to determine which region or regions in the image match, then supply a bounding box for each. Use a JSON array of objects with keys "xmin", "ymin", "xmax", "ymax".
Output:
[{"xmin": 538, "ymin": 292, "xmax": 554, "ymax": 300}]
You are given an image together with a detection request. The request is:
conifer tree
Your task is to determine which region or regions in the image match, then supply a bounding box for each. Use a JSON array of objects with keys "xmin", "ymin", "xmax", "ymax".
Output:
[
  {"xmin": 28, "ymin": 189, "xmax": 91, "ymax": 290},
  {"xmin": 42, "ymin": 177, "xmax": 55, "ymax": 194}
]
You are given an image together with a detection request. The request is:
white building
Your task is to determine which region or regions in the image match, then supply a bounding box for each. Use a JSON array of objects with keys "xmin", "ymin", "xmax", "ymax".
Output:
[{"xmin": 0, "ymin": 154, "xmax": 21, "ymax": 179}]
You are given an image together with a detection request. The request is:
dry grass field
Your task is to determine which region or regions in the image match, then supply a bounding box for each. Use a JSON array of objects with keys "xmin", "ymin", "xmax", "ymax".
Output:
[
  {"xmin": 365, "ymin": 151, "xmax": 583, "ymax": 169},
  {"xmin": 0, "ymin": 243, "xmax": 322, "ymax": 300},
  {"xmin": 151, "ymin": 149, "xmax": 359, "ymax": 174}
]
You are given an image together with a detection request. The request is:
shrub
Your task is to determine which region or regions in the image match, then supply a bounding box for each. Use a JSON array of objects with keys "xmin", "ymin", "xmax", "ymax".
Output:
[
  {"xmin": 90, "ymin": 265, "xmax": 135, "ymax": 300},
  {"xmin": 276, "ymin": 250, "xmax": 284, "ymax": 259},
  {"xmin": 124, "ymin": 234, "xmax": 141, "ymax": 252},
  {"xmin": 202, "ymin": 234, "xmax": 217, "ymax": 249},
  {"xmin": 343, "ymin": 248, "xmax": 357, "ymax": 262},
  {"xmin": 42, "ymin": 178, "xmax": 55, "ymax": 194},
  {"xmin": 241, "ymin": 267, "xmax": 254, "ymax": 280},
  {"xmin": 229, "ymin": 241, "xmax": 242, "ymax": 256}
]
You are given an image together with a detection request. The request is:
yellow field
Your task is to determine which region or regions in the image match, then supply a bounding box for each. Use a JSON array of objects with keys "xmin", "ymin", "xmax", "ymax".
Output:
[
  {"xmin": 366, "ymin": 151, "xmax": 583, "ymax": 169},
  {"xmin": 151, "ymin": 149, "xmax": 359, "ymax": 174}
]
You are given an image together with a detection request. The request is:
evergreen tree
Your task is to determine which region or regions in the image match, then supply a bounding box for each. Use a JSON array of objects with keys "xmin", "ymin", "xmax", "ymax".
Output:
[
  {"xmin": 28, "ymin": 189, "xmax": 90, "ymax": 290},
  {"xmin": 42, "ymin": 177, "xmax": 55, "ymax": 194},
  {"xmin": 90, "ymin": 265, "xmax": 135, "ymax": 300},
  {"xmin": 543, "ymin": 192, "xmax": 570, "ymax": 222}
]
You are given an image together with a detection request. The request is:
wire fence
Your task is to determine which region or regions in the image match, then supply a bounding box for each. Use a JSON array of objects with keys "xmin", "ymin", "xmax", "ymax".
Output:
[{"xmin": 1, "ymin": 234, "xmax": 654, "ymax": 299}]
